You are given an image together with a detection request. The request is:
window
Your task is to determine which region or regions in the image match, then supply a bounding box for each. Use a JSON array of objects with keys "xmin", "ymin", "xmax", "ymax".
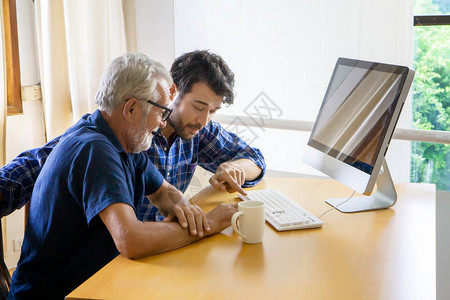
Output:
[{"xmin": 412, "ymin": 0, "xmax": 450, "ymax": 190}]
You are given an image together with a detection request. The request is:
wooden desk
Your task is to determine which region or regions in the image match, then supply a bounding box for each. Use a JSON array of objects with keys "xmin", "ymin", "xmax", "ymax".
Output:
[{"xmin": 66, "ymin": 177, "xmax": 435, "ymax": 300}]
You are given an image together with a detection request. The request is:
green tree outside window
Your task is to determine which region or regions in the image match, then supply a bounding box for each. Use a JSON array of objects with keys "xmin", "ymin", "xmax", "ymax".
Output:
[{"xmin": 412, "ymin": 0, "xmax": 450, "ymax": 190}]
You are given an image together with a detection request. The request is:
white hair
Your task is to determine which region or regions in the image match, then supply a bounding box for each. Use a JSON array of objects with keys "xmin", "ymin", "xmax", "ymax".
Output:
[{"xmin": 95, "ymin": 53, "xmax": 172, "ymax": 114}]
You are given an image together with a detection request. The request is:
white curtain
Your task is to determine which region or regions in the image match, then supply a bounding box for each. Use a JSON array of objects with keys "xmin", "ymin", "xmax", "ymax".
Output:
[
  {"xmin": 173, "ymin": 0, "xmax": 413, "ymax": 182},
  {"xmin": 34, "ymin": 0, "xmax": 134, "ymax": 140}
]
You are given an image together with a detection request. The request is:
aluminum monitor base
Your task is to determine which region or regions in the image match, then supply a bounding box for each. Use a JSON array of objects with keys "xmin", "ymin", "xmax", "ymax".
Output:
[{"xmin": 326, "ymin": 160, "xmax": 397, "ymax": 213}]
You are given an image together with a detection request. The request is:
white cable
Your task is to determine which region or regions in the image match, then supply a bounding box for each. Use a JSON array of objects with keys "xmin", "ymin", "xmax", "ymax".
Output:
[{"xmin": 318, "ymin": 191, "xmax": 356, "ymax": 219}]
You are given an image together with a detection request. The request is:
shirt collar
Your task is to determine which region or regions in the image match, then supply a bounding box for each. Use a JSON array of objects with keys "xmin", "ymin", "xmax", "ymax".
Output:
[{"xmin": 88, "ymin": 109, "xmax": 126, "ymax": 153}]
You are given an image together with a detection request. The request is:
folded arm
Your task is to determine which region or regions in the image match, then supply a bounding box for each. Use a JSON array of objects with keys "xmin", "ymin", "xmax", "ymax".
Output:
[
  {"xmin": 147, "ymin": 180, "xmax": 210, "ymax": 236},
  {"xmin": 99, "ymin": 201, "xmax": 237, "ymax": 259}
]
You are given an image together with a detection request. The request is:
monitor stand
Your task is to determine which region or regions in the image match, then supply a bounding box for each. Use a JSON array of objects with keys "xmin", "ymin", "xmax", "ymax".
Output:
[{"xmin": 326, "ymin": 160, "xmax": 397, "ymax": 213}]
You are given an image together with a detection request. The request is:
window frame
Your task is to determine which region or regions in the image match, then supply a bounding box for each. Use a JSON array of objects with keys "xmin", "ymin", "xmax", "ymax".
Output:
[
  {"xmin": 2, "ymin": 0, "xmax": 22, "ymax": 115},
  {"xmin": 414, "ymin": 15, "xmax": 450, "ymax": 26}
]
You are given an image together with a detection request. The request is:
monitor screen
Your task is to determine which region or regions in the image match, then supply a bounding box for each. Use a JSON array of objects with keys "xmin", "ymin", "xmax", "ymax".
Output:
[
  {"xmin": 308, "ymin": 59, "xmax": 409, "ymax": 175},
  {"xmin": 304, "ymin": 57, "xmax": 414, "ymax": 212}
]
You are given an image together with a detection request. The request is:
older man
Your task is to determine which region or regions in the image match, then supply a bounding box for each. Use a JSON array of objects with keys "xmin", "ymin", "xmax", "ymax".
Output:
[
  {"xmin": 8, "ymin": 53, "xmax": 237, "ymax": 300},
  {"xmin": 0, "ymin": 50, "xmax": 266, "ymax": 220}
]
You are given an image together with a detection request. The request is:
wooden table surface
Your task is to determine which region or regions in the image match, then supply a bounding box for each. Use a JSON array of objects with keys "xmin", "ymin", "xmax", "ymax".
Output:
[{"xmin": 66, "ymin": 177, "xmax": 436, "ymax": 300}]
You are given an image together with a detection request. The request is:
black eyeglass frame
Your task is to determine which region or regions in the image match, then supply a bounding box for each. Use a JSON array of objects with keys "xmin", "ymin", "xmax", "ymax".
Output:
[{"xmin": 144, "ymin": 99, "xmax": 173, "ymax": 122}]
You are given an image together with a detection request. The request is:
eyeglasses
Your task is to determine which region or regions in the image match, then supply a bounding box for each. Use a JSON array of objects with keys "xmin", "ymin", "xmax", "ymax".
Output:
[{"xmin": 144, "ymin": 99, "xmax": 173, "ymax": 122}]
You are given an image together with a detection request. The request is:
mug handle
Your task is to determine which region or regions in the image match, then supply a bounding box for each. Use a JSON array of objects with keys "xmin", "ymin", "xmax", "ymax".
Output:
[{"xmin": 231, "ymin": 211, "xmax": 246, "ymax": 240}]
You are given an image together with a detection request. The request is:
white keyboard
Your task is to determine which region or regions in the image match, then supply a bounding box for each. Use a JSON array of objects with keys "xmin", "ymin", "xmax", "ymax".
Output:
[{"xmin": 239, "ymin": 189, "xmax": 323, "ymax": 231}]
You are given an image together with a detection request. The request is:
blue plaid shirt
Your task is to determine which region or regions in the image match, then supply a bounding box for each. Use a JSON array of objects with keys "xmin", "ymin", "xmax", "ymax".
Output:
[
  {"xmin": 0, "ymin": 120, "xmax": 266, "ymax": 219},
  {"xmin": 0, "ymin": 138, "xmax": 60, "ymax": 216}
]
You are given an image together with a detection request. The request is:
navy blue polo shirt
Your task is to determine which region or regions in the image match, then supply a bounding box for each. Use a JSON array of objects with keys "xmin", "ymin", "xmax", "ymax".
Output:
[{"xmin": 9, "ymin": 110, "xmax": 164, "ymax": 300}]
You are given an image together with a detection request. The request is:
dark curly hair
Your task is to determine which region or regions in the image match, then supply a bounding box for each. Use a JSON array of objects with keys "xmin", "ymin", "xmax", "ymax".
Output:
[{"xmin": 170, "ymin": 50, "xmax": 235, "ymax": 105}]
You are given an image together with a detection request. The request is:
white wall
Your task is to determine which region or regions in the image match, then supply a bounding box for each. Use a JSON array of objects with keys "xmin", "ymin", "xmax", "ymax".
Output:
[
  {"xmin": 135, "ymin": 0, "xmax": 175, "ymax": 70},
  {"xmin": 173, "ymin": 0, "xmax": 413, "ymax": 183}
]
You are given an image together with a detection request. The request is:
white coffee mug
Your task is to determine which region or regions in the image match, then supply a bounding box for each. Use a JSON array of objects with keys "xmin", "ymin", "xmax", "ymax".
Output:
[{"xmin": 231, "ymin": 200, "xmax": 265, "ymax": 244}]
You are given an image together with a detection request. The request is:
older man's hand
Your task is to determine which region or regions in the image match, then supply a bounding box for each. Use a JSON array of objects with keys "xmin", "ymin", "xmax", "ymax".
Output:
[{"xmin": 163, "ymin": 201, "xmax": 211, "ymax": 237}]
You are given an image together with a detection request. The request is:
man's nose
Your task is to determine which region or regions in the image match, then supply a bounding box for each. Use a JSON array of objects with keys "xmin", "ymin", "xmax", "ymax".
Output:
[{"xmin": 197, "ymin": 111, "xmax": 209, "ymax": 127}]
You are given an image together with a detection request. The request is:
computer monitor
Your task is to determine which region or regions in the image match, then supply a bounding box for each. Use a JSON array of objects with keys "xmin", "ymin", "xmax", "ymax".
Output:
[{"xmin": 303, "ymin": 57, "xmax": 415, "ymax": 213}]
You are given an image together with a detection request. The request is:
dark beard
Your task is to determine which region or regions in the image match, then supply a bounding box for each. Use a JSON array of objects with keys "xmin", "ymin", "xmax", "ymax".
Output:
[{"xmin": 168, "ymin": 116, "xmax": 201, "ymax": 140}]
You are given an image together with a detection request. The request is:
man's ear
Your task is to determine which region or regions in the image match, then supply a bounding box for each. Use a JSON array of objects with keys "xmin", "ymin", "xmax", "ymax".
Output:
[
  {"xmin": 123, "ymin": 98, "xmax": 138, "ymax": 123},
  {"xmin": 170, "ymin": 83, "xmax": 178, "ymax": 101}
]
